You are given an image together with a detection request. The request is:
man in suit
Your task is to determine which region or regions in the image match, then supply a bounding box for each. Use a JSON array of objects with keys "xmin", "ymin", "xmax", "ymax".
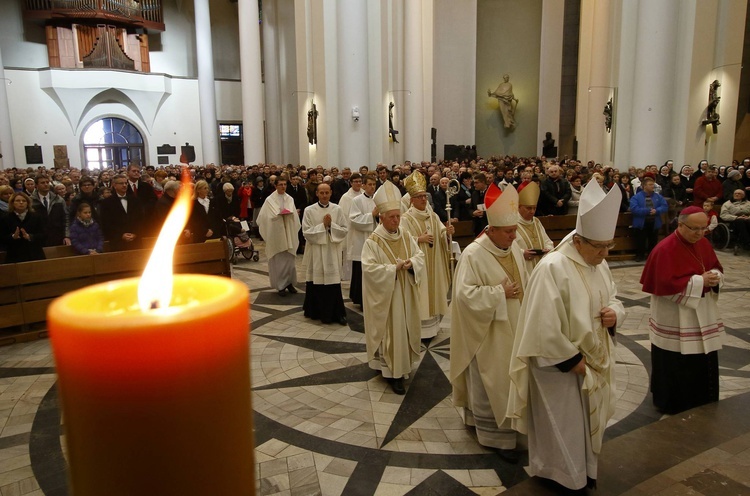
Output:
[
  {"xmin": 30, "ymin": 175, "xmax": 70, "ymax": 247},
  {"xmin": 126, "ymin": 164, "xmax": 158, "ymax": 234},
  {"xmin": 100, "ymin": 174, "xmax": 144, "ymax": 251},
  {"xmin": 332, "ymin": 167, "xmax": 352, "ymax": 204}
]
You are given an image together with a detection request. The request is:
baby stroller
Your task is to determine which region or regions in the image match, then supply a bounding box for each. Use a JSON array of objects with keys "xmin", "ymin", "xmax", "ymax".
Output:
[{"xmin": 225, "ymin": 219, "xmax": 259, "ymax": 264}]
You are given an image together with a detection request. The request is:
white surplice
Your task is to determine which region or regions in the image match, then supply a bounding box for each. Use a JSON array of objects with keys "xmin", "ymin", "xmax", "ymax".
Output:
[
  {"xmin": 301, "ymin": 202, "xmax": 348, "ymax": 285},
  {"xmin": 338, "ymin": 187, "xmax": 362, "ymax": 280},
  {"xmin": 258, "ymin": 191, "xmax": 301, "ymax": 290}
]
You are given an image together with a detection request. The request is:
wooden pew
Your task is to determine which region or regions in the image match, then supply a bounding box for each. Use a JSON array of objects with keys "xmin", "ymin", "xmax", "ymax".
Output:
[
  {"xmin": 452, "ymin": 214, "xmax": 637, "ymax": 260},
  {"xmin": 0, "ymin": 241, "xmax": 232, "ymax": 346},
  {"xmin": 539, "ymin": 213, "xmax": 635, "ymax": 261}
]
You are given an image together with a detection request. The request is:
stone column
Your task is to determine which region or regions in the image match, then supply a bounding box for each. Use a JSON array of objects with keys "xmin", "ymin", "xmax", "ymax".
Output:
[
  {"xmin": 404, "ymin": 0, "xmax": 425, "ymax": 163},
  {"xmin": 194, "ymin": 0, "xmax": 220, "ymax": 165},
  {"xmin": 337, "ymin": 0, "xmax": 370, "ymax": 168},
  {"xmin": 261, "ymin": 0, "xmax": 283, "ymax": 164},
  {"xmin": 238, "ymin": 0, "xmax": 266, "ymax": 165},
  {"xmin": 627, "ymin": 0, "xmax": 680, "ymax": 166}
]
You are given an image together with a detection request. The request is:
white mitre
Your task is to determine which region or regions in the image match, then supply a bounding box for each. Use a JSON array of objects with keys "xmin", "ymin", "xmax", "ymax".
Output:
[
  {"xmin": 373, "ymin": 180, "xmax": 402, "ymax": 213},
  {"xmin": 575, "ymin": 179, "xmax": 622, "ymax": 241},
  {"xmin": 486, "ymin": 182, "xmax": 519, "ymax": 227}
]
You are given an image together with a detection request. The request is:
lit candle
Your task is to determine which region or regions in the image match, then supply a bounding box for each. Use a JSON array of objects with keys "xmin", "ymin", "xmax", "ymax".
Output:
[{"xmin": 48, "ymin": 174, "xmax": 254, "ymax": 495}]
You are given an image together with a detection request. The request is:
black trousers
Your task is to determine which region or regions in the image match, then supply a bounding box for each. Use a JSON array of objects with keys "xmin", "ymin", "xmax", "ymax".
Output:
[{"xmin": 634, "ymin": 218, "xmax": 658, "ymax": 259}]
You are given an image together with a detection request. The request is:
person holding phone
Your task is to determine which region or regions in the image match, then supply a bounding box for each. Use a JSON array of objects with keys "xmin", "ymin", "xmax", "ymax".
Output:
[{"xmin": 514, "ymin": 182, "xmax": 553, "ymax": 276}]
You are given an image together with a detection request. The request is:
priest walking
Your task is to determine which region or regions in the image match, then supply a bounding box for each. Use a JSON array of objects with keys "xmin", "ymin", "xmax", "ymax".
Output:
[
  {"xmin": 301, "ymin": 183, "xmax": 349, "ymax": 325},
  {"xmin": 450, "ymin": 183, "xmax": 525, "ymax": 463},
  {"xmin": 514, "ymin": 182, "xmax": 554, "ymax": 276},
  {"xmin": 508, "ymin": 180, "xmax": 625, "ymax": 492},
  {"xmin": 640, "ymin": 206, "xmax": 724, "ymax": 414},
  {"xmin": 401, "ymin": 171, "xmax": 454, "ymax": 340},
  {"xmin": 258, "ymin": 174, "xmax": 301, "ymax": 296},
  {"xmin": 362, "ymin": 181, "xmax": 425, "ymax": 395}
]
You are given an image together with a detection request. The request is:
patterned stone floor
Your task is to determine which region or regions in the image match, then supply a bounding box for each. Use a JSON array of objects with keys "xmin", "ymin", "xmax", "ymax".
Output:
[{"xmin": 0, "ymin": 242, "xmax": 749, "ymax": 495}]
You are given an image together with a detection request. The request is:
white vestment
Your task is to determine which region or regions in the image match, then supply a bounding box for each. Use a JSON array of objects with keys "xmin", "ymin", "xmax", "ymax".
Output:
[
  {"xmin": 648, "ymin": 273, "xmax": 724, "ymax": 355},
  {"xmin": 507, "ymin": 238, "xmax": 625, "ymax": 490},
  {"xmin": 301, "ymin": 202, "xmax": 348, "ymax": 284},
  {"xmin": 450, "ymin": 235, "xmax": 527, "ymax": 449},
  {"xmin": 258, "ymin": 192, "xmax": 301, "ymax": 290},
  {"xmin": 349, "ymin": 193, "xmax": 377, "ymax": 262},
  {"xmin": 338, "ymin": 188, "xmax": 363, "ymax": 280},
  {"xmin": 514, "ymin": 216, "xmax": 554, "ymax": 276},
  {"xmin": 401, "ymin": 205, "xmax": 451, "ymax": 338},
  {"xmin": 361, "ymin": 225, "xmax": 425, "ymax": 379}
]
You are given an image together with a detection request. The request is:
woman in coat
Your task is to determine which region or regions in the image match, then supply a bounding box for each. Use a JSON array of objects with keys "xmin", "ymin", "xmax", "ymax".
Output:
[{"xmin": 0, "ymin": 192, "xmax": 46, "ymax": 263}]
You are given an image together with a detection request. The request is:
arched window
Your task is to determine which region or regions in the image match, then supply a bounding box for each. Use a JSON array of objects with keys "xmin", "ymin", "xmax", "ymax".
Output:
[{"xmin": 83, "ymin": 117, "xmax": 145, "ymax": 170}]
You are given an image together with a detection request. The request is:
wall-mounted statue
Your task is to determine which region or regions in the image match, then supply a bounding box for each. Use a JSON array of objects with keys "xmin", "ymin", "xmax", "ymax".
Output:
[
  {"xmin": 702, "ymin": 79, "xmax": 721, "ymax": 134},
  {"xmin": 307, "ymin": 102, "xmax": 318, "ymax": 145},
  {"xmin": 488, "ymin": 74, "xmax": 518, "ymax": 129},
  {"xmin": 603, "ymin": 98, "xmax": 613, "ymax": 133},
  {"xmin": 388, "ymin": 102, "xmax": 399, "ymax": 143},
  {"xmin": 542, "ymin": 132, "xmax": 557, "ymax": 158}
]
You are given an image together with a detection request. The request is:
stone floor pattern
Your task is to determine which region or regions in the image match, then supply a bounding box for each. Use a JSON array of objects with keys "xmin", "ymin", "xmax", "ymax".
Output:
[{"xmin": 0, "ymin": 242, "xmax": 749, "ymax": 495}]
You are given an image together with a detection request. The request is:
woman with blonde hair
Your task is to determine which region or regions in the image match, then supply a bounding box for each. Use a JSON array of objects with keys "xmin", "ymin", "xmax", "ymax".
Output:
[{"xmin": 189, "ymin": 179, "xmax": 220, "ymax": 243}]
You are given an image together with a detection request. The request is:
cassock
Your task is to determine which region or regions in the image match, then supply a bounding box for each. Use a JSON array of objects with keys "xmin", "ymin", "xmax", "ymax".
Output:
[
  {"xmin": 348, "ymin": 192, "xmax": 377, "ymax": 306},
  {"xmin": 514, "ymin": 216, "xmax": 554, "ymax": 276},
  {"xmin": 450, "ymin": 234, "xmax": 526, "ymax": 449},
  {"xmin": 338, "ymin": 188, "xmax": 362, "ymax": 281},
  {"xmin": 640, "ymin": 231, "xmax": 724, "ymax": 414},
  {"xmin": 361, "ymin": 225, "xmax": 425, "ymax": 379},
  {"xmin": 508, "ymin": 238, "xmax": 625, "ymax": 490},
  {"xmin": 401, "ymin": 205, "xmax": 451, "ymax": 338},
  {"xmin": 301, "ymin": 202, "xmax": 348, "ymax": 324},
  {"xmin": 258, "ymin": 191, "xmax": 301, "ymax": 291}
]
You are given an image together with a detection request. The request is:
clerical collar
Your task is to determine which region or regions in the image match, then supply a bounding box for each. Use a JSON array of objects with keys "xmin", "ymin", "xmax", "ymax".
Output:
[
  {"xmin": 318, "ymin": 202, "xmax": 329, "ymax": 208},
  {"xmin": 364, "ymin": 193, "xmax": 372, "ymax": 198},
  {"xmin": 387, "ymin": 229, "xmax": 398, "ymax": 235}
]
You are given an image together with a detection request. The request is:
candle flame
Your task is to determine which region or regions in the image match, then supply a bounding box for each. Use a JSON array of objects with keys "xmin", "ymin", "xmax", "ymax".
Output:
[{"xmin": 138, "ymin": 168, "xmax": 194, "ymax": 311}]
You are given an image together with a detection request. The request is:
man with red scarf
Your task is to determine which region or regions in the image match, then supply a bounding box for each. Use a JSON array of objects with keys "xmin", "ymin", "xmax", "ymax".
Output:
[{"xmin": 640, "ymin": 206, "xmax": 724, "ymax": 414}]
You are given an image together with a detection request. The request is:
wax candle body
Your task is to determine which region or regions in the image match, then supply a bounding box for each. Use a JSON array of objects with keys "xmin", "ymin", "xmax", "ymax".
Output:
[{"xmin": 49, "ymin": 275, "xmax": 254, "ymax": 496}]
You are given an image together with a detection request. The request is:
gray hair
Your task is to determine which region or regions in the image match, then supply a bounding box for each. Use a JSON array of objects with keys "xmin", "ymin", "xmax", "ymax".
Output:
[{"xmin": 164, "ymin": 180, "xmax": 181, "ymax": 193}]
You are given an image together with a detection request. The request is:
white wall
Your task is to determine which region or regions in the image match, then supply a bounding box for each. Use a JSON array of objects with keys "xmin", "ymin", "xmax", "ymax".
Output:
[
  {"xmin": 5, "ymin": 68, "xmax": 242, "ymax": 168},
  {"xmin": 0, "ymin": 0, "xmax": 245, "ymax": 169}
]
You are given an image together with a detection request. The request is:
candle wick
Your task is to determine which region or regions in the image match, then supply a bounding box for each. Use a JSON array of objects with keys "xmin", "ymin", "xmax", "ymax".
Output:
[{"xmin": 150, "ymin": 300, "xmax": 160, "ymax": 310}]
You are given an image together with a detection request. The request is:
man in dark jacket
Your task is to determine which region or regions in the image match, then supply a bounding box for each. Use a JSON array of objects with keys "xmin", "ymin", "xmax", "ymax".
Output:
[
  {"xmin": 99, "ymin": 174, "xmax": 145, "ymax": 251},
  {"xmin": 539, "ymin": 165, "xmax": 572, "ymax": 215},
  {"xmin": 30, "ymin": 175, "xmax": 69, "ymax": 247}
]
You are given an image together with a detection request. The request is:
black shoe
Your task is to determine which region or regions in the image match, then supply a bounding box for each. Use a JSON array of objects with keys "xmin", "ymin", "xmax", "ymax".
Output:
[
  {"xmin": 390, "ymin": 377, "xmax": 405, "ymax": 395},
  {"xmin": 286, "ymin": 284, "xmax": 298, "ymax": 294},
  {"xmin": 278, "ymin": 289, "xmax": 287, "ymax": 297},
  {"xmin": 338, "ymin": 316, "xmax": 348, "ymax": 326},
  {"xmin": 495, "ymin": 448, "xmax": 520, "ymax": 464}
]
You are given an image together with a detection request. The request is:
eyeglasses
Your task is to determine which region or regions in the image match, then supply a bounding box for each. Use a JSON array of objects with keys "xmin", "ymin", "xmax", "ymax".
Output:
[
  {"xmin": 679, "ymin": 223, "xmax": 709, "ymax": 234},
  {"xmin": 581, "ymin": 237, "xmax": 616, "ymax": 251}
]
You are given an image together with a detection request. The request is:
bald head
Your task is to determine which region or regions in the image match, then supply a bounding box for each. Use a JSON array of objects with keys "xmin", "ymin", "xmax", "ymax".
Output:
[{"xmin": 316, "ymin": 182, "xmax": 332, "ymax": 205}]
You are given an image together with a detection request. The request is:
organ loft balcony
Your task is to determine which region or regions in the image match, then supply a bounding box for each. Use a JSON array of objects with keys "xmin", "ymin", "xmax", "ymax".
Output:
[
  {"xmin": 21, "ymin": 1, "xmax": 166, "ymax": 72},
  {"xmin": 22, "ymin": 0, "xmax": 165, "ymax": 32}
]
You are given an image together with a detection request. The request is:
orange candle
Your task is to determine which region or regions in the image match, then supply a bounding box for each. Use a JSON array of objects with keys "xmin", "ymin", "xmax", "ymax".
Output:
[{"xmin": 48, "ymin": 274, "xmax": 254, "ymax": 495}]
